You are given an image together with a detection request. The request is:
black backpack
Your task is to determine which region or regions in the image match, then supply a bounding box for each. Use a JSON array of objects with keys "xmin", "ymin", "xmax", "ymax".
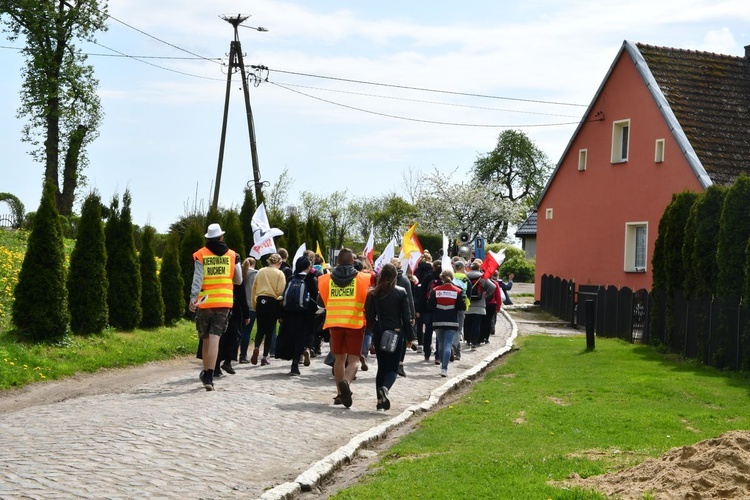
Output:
[
  {"xmin": 469, "ymin": 277, "xmax": 483, "ymax": 300},
  {"xmin": 282, "ymin": 276, "xmax": 312, "ymax": 311}
]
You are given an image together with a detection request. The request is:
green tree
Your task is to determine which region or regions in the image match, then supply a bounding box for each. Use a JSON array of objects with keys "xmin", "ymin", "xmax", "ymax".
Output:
[
  {"xmin": 0, "ymin": 192, "xmax": 25, "ymax": 228},
  {"xmin": 716, "ymin": 175, "xmax": 750, "ymax": 368},
  {"xmin": 303, "ymin": 215, "xmax": 326, "ymax": 256},
  {"xmin": 222, "ymin": 209, "xmax": 245, "ymax": 258},
  {"xmin": 0, "ymin": 1, "xmax": 107, "ymax": 215},
  {"xmin": 662, "ymin": 191, "xmax": 699, "ymax": 348},
  {"xmin": 649, "ymin": 199, "xmax": 672, "ymax": 345},
  {"xmin": 370, "ymin": 193, "xmax": 418, "ymax": 245},
  {"xmin": 13, "ymin": 182, "xmax": 69, "ymax": 339},
  {"xmin": 67, "ymin": 192, "xmax": 108, "ymax": 334},
  {"xmin": 321, "ymin": 190, "xmax": 353, "ymax": 250},
  {"xmin": 180, "ymin": 221, "xmax": 205, "ymax": 314},
  {"xmin": 160, "ymin": 233, "xmax": 184, "ymax": 325},
  {"xmin": 105, "ymin": 190, "xmax": 142, "ymax": 330},
  {"xmin": 472, "ymin": 130, "xmax": 553, "ymax": 239},
  {"xmin": 684, "ymin": 185, "xmax": 726, "ymax": 297},
  {"xmin": 139, "ymin": 225, "xmax": 164, "ymax": 328},
  {"xmin": 716, "ymin": 174, "xmax": 750, "ymax": 299},
  {"xmin": 239, "ymin": 186, "xmax": 256, "ymax": 258},
  {"xmin": 285, "ymin": 210, "xmax": 301, "ymax": 254},
  {"xmin": 417, "ymin": 167, "xmax": 514, "ymax": 242},
  {"xmin": 264, "ymin": 168, "xmax": 293, "ymax": 224}
]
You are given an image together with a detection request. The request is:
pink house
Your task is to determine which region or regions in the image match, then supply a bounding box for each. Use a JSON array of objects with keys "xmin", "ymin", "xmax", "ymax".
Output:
[{"xmin": 535, "ymin": 41, "xmax": 750, "ymax": 299}]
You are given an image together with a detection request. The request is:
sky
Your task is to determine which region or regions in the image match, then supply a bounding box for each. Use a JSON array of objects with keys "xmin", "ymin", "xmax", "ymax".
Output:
[{"xmin": 1, "ymin": 0, "xmax": 749, "ymax": 233}]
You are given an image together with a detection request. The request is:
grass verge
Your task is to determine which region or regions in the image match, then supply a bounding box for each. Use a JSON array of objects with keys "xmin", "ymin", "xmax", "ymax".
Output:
[
  {"xmin": 0, "ymin": 321, "xmax": 198, "ymax": 390},
  {"xmin": 334, "ymin": 335, "xmax": 750, "ymax": 499}
]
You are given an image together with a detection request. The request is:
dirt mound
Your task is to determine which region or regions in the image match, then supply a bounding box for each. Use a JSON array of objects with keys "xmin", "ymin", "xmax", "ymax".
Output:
[{"xmin": 564, "ymin": 430, "xmax": 750, "ymax": 499}]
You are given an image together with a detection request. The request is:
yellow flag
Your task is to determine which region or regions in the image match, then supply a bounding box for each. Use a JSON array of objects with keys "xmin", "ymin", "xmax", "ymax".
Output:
[
  {"xmin": 316, "ymin": 241, "xmax": 326, "ymax": 266},
  {"xmin": 402, "ymin": 223, "xmax": 422, "ymax": 256}
]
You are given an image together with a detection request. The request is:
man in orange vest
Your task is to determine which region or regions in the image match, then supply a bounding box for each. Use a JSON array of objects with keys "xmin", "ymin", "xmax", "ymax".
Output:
[
  {"xmin": 189, "ymin": 223, "xmax": 242, "ymax": 390},
  {"xmin": 317, "ymin": 247, "xmax": 371, "ymax": 408}
]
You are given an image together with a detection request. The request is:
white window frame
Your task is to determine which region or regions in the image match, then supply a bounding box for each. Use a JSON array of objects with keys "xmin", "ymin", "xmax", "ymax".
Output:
[
  {"xmin": 611, "ymin": 119, "xmax": 630, "ymax": 163},
  {"xmin": 654, "ymin": 138, "xmax": 665, "ymax": 163},
  {"xmin": 578, "ymin": 149, "xmax": 587, "ymax": 171},
  {"xmin": 624, "ymin": 222, "xmax": 648, "ymax": 272},
  {"xmin": 545, "ymin": 208, "xmax": 553, "ymax": 220}
]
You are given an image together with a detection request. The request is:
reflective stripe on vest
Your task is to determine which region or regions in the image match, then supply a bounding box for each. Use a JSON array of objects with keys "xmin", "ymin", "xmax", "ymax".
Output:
[
  {"xmin": 193, "ymin": 247, "xmax": 236, "ymax": 308},
  {"xmin": 319, "ymin": 273, "xmax": 370, "ymax": 329}
]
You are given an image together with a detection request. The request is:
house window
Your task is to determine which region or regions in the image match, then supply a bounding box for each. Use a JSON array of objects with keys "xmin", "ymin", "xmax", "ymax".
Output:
[
  {"xmin": 624, "ymin": 222, "xmax": 647, "ymax": 272},
  {"xmin": 578, "ymin": 149, "xmax": 587, "ymax": 171},
  {"xmin": 655, "ymin": 139, "xmax": 665, "ymax": 163},
  {"xmin": 545, "ymin": 208, "xmax": 553, "ymax": 220},
  {"xmin": 611, "ymin": 119, "xmax": 630, "ymax": 163}
]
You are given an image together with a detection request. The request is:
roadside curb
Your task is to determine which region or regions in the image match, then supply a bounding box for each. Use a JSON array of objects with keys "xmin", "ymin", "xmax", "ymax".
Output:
[{"xmin": 259, "ymin": 309, "xmax": 519, "ymax": 500}]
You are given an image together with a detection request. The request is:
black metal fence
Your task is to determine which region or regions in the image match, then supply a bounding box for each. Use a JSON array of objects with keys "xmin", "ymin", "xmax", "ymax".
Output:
[{"xmin": 539, "ymin": 274, "xmax": 748, "ymax": 371}]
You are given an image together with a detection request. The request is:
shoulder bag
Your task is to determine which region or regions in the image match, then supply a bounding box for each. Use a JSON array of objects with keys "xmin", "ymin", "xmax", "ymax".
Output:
[{"xmin": 374, "ymin": 295, "xmax": 400, "ymax": 353}]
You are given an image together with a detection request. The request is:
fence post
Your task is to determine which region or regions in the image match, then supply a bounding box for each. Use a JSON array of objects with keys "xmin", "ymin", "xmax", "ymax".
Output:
[
  {"xmin": 586, "ymin": 300, "xmax": 595, "ymax": 350},
  {"xmin": 737, "ymin": 297, "xmax": 743, "ymax": 371}
]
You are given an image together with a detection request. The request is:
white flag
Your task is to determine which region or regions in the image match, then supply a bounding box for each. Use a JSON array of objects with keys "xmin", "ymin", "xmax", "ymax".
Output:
[
  {"xmin": 251, "ymin": 202, "xmax": 283, "ymax": 244},
  {"xmin": 293, "ymin": 243, "xmax": 307, "ymax": 265},
  {"xmin": 373, "ymin": 239, "xmax": 396, "ymax": 274},
  {"xmin": 441, "ymin": 232, "xmax": 452, "ymax": 272}
]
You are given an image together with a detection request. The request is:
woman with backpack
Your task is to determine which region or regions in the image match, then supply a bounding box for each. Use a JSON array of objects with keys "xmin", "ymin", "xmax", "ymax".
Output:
[
  {"xmin": 365, "ymin": 262, "xmax": 413, "ymax": 411},
  {"xmin": 277, "ymin": 256, "xmax": 318, "ymax": 375}
]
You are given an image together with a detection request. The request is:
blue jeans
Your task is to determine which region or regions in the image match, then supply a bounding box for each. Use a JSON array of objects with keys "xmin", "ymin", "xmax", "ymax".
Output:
[
  {"xmin": 421, "ymin": 312, "xmax": 434, "ymax": 359},
  {"xmin": 239, "ymin": 310, "xmax": 257, "ymax": 360},
  {"xmin": 362, "ymin": 330, "xmax": 373, "ymax": 357},
  {"xmin": 435, "ymin": 328, "xmax": 456, "ymax": 371}
]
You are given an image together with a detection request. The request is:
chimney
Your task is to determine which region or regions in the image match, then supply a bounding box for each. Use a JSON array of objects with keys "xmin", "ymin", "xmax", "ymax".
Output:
[{"xmin": 746, "ymin": 44, "xmax": 750, "ymax": 58}]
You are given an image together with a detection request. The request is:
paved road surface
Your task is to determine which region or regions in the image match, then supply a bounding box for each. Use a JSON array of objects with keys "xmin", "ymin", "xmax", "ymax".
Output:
[{"xmin": 0, "ymin": 312, "xmax": 516, "ymax": 499}]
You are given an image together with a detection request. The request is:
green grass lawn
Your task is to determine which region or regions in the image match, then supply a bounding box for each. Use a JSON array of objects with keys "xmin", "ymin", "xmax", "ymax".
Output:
[
  {"xmin": 0, "ymin": 321, "xmax": 198, "ymax": 390},
  {"xmin": 334, "ymin": 335, "xmax": 750, "ymax": 499}
]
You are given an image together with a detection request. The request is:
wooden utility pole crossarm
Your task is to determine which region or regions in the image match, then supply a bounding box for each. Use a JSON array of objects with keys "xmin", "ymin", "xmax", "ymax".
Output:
[{"xmin": 211, "ymin": 14, "xmax": 266, "ymax": 213}]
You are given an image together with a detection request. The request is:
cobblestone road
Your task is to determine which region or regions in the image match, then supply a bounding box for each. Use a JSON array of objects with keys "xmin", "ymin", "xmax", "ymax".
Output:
[{"xmin": 0, "ymin": 313, "xmax": 515, "ymax": 500}]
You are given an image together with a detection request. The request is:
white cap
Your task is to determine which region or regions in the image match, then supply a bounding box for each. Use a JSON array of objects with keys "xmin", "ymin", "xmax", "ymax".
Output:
[{"xmin": 205, "ymin": 223, "xmax": 225, "ymax": 239}]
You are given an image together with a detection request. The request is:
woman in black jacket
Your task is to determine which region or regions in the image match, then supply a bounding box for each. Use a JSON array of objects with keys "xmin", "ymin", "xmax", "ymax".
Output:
[{"xmin": 365, "ymin": 262, "xmax": 413, "ymax": 410}]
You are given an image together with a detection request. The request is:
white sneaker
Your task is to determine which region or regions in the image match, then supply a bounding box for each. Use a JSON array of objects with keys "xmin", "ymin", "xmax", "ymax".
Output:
[
  {"xmin": 440, "ymin": 369, "xmax": 447, "ymax": 377},
  {"xmin": 417, "ymin": 345, "xmax": 423, "ymax": 353}
]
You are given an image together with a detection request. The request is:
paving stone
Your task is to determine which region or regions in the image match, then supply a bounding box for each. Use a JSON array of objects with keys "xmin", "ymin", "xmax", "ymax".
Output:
[{"xmin": 0, "ymin": 313, "xmax": 517, "ymax": 498}]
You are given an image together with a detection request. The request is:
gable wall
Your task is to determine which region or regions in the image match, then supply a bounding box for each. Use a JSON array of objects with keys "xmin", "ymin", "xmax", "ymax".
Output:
[{"xmin": 535, "ymin": 51, "xmax": 704, "ymax": 299}]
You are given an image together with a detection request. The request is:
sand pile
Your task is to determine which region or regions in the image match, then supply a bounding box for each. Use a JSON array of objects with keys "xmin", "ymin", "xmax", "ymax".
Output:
[{"xmin": 564, "ymin": 430, "xmax": 750, "ymax": 499}]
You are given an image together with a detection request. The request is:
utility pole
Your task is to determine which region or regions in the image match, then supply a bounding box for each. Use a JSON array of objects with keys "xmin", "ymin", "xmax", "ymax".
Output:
[{"xmin": 212, "ymin": 14, "xmax": 267, "ymax": 213}]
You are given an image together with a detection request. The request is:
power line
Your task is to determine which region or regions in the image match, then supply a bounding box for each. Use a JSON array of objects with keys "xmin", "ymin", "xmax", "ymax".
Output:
[
  {"xmin": 268, "ymin": 68, "xmax": 588, "ymax": 108},
  {"xmin": 270, "ymin": 81, "xmax": 583, "ymax": 128},
  {"xmin": 270, "ymin": 80, "xmax": 581, "ymax": 118},
  {"xmin": 104, "ymin": 12, "xmax": 222, "ymax": 65},
  {"xmin": 91, "ymin": 41, "xmax": 226, "ymax": 81}
]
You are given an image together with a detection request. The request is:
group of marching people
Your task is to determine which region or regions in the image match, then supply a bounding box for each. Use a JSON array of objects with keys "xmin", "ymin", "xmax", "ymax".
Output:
[{"xmin": 189, "ymin": 223, "xmax": 513, "ymax": 410}]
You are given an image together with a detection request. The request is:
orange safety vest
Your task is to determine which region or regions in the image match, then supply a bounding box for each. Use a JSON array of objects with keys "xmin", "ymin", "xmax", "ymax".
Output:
[
  {"xmin": 193, "ymin": 247, "xmax": 236, "ymax": 309},
  {"xmin": 318, "ymin": 272, "xmax": 370, "ymax": 329}
]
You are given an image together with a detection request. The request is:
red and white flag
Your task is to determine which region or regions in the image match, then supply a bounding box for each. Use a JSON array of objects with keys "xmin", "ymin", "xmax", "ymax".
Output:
[
  {"xmin": 481, "ymin": 249, "xmax": 506, "ymax": 279},
  {"xmin": 362, "ymin": 228, "xmax": 375, "ymax": 264}
]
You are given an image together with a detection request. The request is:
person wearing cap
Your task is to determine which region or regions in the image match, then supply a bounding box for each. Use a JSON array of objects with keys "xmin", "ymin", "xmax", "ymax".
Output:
[{"xmin": 189, "ymin": 223, "xmax": 243, "ymax": 391}]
